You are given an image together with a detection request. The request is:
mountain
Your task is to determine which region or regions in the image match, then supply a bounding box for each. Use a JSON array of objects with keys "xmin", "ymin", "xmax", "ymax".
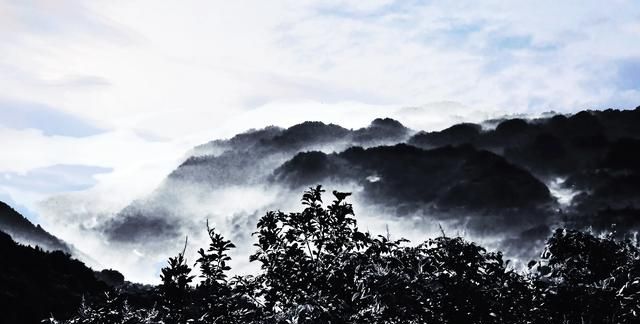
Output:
[
  {"xmin": 0, "ymin": 200, "xmax": 71, "ymax": 253},
  {"xmin": 274, "ymin": 143, "xmax": 552, "ymax": 210},
  {"xmin": 0, "ymin": 230, "xmax": 108, "ymax": 323},
  {"xmin": 101, "ymin": 119, "xmax": 412, "ymax": 244},
  {"xmin": 6, "ymin": 107, "xmax": 640, "ymax": 322},
  {"xmin": 88, "ymin": 107, "xmax": 640, "ymax": 267},
  {"xmin": 408, "ymin": 108, "xmax": 640, "ymax": 176},
  {"xmin": 408, "ymin": 107, "xmax": 640, "ymax": 233},
  {"xmin": 273, "ymin": 143, "xmax": 555, "ymax": 239}
]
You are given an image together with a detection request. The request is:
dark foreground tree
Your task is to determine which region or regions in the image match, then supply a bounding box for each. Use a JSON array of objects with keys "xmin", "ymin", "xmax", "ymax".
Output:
[
  {"xmin": 158, "ymin": 238, "xmax": 195, "ymax": 323},
  {"xmin": 51, "ymin": 186, "xmax": 640, "ymax": 324},
  {"xmin": 531, "ymin": 228, "xmax": 640, "ymax": 323}
]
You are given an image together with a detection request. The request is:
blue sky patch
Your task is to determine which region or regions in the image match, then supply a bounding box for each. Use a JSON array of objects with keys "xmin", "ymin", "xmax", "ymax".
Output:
[
  {"xmin": 0, "ymin": 164, "xmax": 113, "ymax": 194},
  {"xmin": 616, "ymin": 58, "xmax": 640, "ymax": 90},
  {"xmin": 0, "ymin": 191, "xmax": 41, "ymax": 224},
  {"xmin": 0, "ymin": 99, "xmax": 105, "ymax": 137}
]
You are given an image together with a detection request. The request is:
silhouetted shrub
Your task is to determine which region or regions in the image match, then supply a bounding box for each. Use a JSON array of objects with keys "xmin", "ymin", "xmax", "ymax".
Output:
[{"xmin": 50, "ymin": 187, "xmax": 640, "ymax": 324}]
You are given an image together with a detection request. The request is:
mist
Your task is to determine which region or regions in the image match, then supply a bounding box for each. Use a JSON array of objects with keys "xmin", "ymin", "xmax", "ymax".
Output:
[{"xmin": 33, "ymin": 107, "xmax": 566, "ymax": 283}]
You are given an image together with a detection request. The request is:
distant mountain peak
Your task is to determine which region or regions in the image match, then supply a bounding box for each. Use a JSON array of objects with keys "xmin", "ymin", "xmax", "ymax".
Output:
[{"xmin": 369, "ymin": 117, "xmax": 406, "ymax": 129}]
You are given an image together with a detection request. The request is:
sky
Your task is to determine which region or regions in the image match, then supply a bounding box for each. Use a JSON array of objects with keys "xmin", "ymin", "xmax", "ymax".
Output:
[{"xmin": 0, "ymin": 0, "xmax": 639, "ymax": 229}]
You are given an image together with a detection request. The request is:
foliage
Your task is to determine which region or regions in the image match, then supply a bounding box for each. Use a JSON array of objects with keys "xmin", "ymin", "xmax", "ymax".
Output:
[
  {"xmin": 158, "ymin": 238, "xmax": 195, "ymax": 323},
  {"xmin": 197, "ymin": 220, "xmax": 235, "ymax": 286},
  {"xmin": 532, "ymin": 228, "xmax": 640, "ymax": 323},
  {"xmin": 44, "ymin": 293, "xmax": 162, "ymax": 324},
  {"xmin": 249, "ymin": 185, "xmax": 369, "ymax": 321},
  {"xmin": 50, "ymin": 186, "xmax": 640, "ymax": 324}
]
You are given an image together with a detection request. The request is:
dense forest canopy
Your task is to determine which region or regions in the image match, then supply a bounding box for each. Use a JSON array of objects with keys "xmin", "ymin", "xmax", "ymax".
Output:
[{"xmin": 26, "ymin": 186, "xmax": 640, "ymax": 324}]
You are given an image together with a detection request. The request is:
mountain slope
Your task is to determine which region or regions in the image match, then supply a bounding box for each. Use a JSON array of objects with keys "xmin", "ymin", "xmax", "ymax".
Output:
[
  {"xmin": 273, "ymin": 143, "xmax": 552, "ymax": 210},
  {"xmin": 0, "ymin": 200, "xmax": 71, "ymax": 253},
  {"xmin": 102, "ymin": 119, "xmax": 412, "ymax": 243},
  {"xmin": 86, "ymin": 107, "xmax": 640, "ymax": 271},
  {"xmin": 408, "ymin": 108, "xmax": 640, "ymax": 176},
  {"xmin": 407, "ymin": 107, "xmax": 640, "ymax": 232},
  {"xmin": 0, "ymin": 230, "xmax": 108, "ymax": 323}
]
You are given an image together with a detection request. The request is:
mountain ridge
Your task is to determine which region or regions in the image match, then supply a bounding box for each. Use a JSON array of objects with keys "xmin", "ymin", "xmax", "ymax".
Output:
[
  {"xmin": 67, "ymin": 107, "xmax": 640, "ymax": 277},
  {"xmin": 0, "ymin": 200, "xmax": 71, "ymax": 253}
]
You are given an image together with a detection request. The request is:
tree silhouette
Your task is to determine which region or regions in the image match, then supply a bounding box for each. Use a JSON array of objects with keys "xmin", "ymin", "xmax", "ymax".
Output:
[
  {"xmin": 47, "ymin": 187, "xmax": 640, "ymax": 324},
  {"xmin": 159, "ymin": 238, "xmax": 194, "ymax": 323}
]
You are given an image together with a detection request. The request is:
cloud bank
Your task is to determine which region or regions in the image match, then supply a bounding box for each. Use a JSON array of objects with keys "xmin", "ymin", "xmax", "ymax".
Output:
[{"xmin": 1, "ymin": 0, "xmax": 640, "ymax": 281}]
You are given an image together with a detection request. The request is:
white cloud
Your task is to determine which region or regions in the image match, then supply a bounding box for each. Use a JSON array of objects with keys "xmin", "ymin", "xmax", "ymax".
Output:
[
  {"xmin": 1, "ymin": 0, "xmax": 639, "ymax": 280},
  {"xmin": 2, "ymin": 1, "xmax": 638, "ymax": 136}
]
